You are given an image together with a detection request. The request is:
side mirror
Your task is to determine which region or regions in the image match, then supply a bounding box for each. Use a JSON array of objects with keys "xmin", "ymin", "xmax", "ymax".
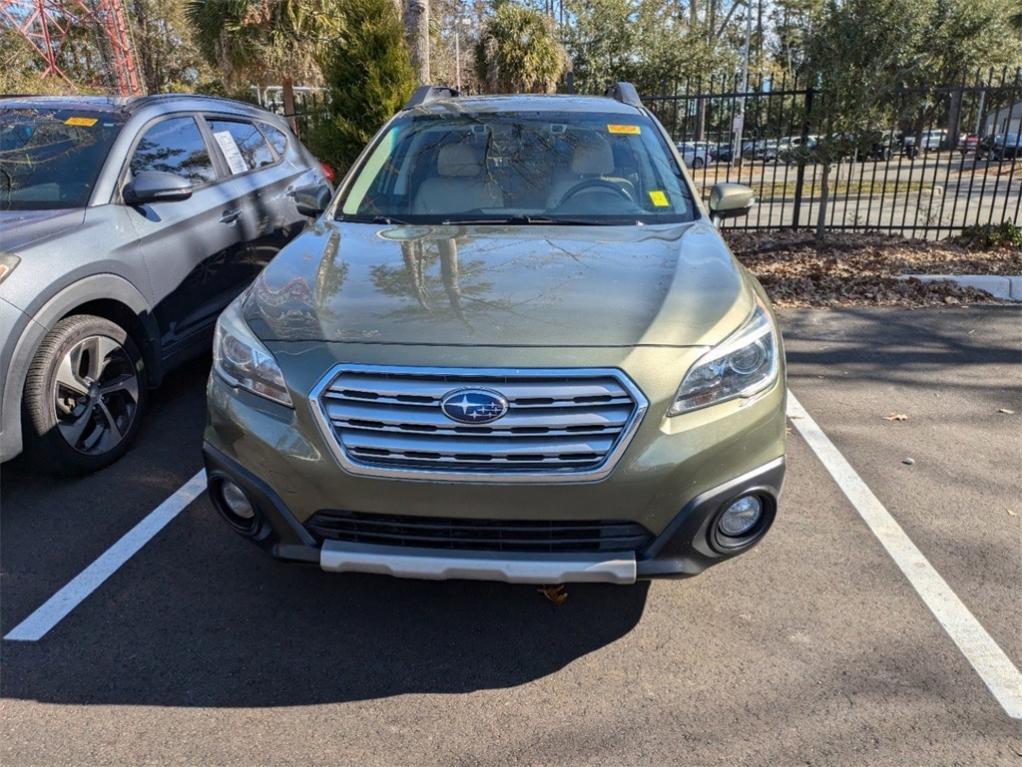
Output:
[
  {"xmin": 708, "ymin": 183, "xmax": 755, "ymax": 225},
  {"xmin": 292, "ymin": 184, "xmax": 332, "ymax": 218},
  {"xmin": 123, "ymin": 171, "xmax": 193, "ymax": 206}
]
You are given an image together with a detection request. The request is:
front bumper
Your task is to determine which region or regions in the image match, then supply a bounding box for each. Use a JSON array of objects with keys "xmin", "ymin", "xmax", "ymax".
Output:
[
  {"xmin": 320, "ymin": 541, "xmax": 638, "ymax": 584},
  {"xmin": 204, "ymin": 342, "xmax": 786, "ymax": 582},
  {"xmin": 203, "ymin": 439, "xmax": 784, "ymax": 583}
]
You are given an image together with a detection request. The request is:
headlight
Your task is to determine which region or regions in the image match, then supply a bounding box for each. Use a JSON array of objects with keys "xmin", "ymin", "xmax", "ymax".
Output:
[
  {"xmin": 213, "ymin": 297, "xmax": 293, "ymax": 407},
  {"xmin": 668, "ymin": 298, "xmax": 779, "ymax": 415},
  {"xmin": 0, "ymin": 254, "xmax": 20, "ymax": 285}
]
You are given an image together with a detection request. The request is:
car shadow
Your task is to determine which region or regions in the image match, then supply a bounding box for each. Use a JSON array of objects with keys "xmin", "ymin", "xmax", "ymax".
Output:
[{"xmin": 1, "ymin": 493, "xmax": 651, "ymax": 708}]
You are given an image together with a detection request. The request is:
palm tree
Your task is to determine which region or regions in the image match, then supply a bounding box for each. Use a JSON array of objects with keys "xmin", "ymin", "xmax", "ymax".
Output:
[
  {"xmin": 474, "ymin": 4, "xmax": 567, "ymax": 93},
  {"xmin": 185, "ymin": 0, "xmax": 340, "ymax": 127}
]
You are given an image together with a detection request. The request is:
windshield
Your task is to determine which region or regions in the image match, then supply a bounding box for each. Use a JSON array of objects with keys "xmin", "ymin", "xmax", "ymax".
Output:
[
  {"xmin": 0, "ymin": 107, "xmax": 124, "ymax": 210},
  {"xmin": 338, "ymin": 110, "xmax": 697, "ymax": 225}
]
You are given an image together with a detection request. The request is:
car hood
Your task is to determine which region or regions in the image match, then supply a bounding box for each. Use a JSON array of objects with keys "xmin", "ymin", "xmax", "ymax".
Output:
[
  {"xmin": 0, "ymin": 209, "xmax": 87, "ymax": 252},
  {"xmin": 244, "ymin": 220, "xmax": 754, "ymax": 348}
]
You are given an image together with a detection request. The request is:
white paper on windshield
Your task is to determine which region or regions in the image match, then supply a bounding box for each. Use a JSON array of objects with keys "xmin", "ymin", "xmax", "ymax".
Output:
[{"xmin": 213, "ymin": 131, "xmax": 249, "ymax": 174}]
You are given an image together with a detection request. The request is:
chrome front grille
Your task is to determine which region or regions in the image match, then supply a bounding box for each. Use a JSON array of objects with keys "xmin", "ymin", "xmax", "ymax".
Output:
[{"xmin": 310, "ymin": 365, "xmax": 648, "ymax": 482}]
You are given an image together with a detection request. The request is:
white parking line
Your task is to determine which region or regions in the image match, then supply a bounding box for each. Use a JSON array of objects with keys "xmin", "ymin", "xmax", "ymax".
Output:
[
  {"xmin": 5, "ymin": 395, "xmax": 1020, "ymax": 722},
  {"xmin": 4, "ymin": 469, "xmax": 207, "ymax": 642},
  {"xmin": 787, "ymin": 393, "xmax": 1022, "ymax": 720}
]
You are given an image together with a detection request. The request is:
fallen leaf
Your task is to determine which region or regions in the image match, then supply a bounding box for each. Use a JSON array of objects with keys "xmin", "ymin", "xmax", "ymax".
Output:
[
  {"xmin": 882, "ymin": 413, "xmax": 909, "ymax": 421},
  {"xmin": 725, "ymin": 230, "xmax": 1012, "ymax": 309},
  {"xmin": 538, "ymin": 585, "xmax": 568, "ymax": 606},
  {"xmin": 998, "ymin": 408, "xmax": 1015, "ymax": 415}
]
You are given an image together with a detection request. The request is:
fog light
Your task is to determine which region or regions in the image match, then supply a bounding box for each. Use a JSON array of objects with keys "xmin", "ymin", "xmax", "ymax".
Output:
[
  {"xmin": 221, "ymin": 480, "xmax": 255, "ymax": 520},
  {"xmin": 718, "ymin": 495, "xmax": 762, "ymax": 537}
]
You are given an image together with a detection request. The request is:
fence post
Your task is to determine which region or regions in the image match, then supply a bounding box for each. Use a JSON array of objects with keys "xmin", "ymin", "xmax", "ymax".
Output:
[{"xmin": 791, "ymin": 86, "xmax": 814, "ymax": 230}]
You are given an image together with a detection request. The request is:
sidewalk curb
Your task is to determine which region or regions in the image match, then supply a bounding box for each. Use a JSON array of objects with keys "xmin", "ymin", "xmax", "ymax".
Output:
[{"xmin": 899, "ymin": 274, "xmax": 1022, "ymax": 302}]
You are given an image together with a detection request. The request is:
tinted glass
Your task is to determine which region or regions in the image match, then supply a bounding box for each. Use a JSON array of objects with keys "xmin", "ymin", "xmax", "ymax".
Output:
[
  {"xmin": 339, "ymin": 111, "xmax": 697, "ymax": 225},
  {"xmin": 259, "ymin": 123, "xmax": 289, "ymax": 157},
  {"xmin": 130, "ymin": 116, "xmax": 216, "ymax": 185},
  {"xmin": 208, "ymin": 119, "xmax": 275, "ymax": 173},
  {"xmin": 0, "ymin": 107, "xmax": 123, "ymax": 210}
]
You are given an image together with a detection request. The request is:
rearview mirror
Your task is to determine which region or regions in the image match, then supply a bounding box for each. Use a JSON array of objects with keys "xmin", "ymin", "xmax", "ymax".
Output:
[
  {"xmin": 123, "ymin": 170, "xmax": 193, "ymax": 206},
  {"xmin": 708, "ymin": 183, "xmax": 755, "ymax": 224},
  {"xmin": 292, "ymin": 184, "xmax": 332, "ymax": 218}
]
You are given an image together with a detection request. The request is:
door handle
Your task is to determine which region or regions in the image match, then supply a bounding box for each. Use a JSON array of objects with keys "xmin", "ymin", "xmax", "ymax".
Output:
[{"xmin": 219, "ymin": 209, "xmax": 242, "ymax": 224}]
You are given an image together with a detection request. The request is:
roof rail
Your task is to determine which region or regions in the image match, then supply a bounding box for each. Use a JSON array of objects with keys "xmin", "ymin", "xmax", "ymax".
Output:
[
  {"xmin": 404, "ymin": 85, "xmax": 460, "ymax": 110},
  {"xmin": 127, "ymin": 93, "xmax": 267, "ymax": 113},
  {"xmin": 604, "ymin": 82, "xmax": 643, "ymax": 109}
]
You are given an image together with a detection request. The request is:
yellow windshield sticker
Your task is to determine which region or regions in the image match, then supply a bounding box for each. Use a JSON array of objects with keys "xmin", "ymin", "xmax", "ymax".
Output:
[
  {"xmin": 648, "ymin": 190, "xmax": 670, "ymax": 207},
  {"xmin": 65, "ymin": 116, "xmax": 98, "ymax": 127},
  {"xmin": 607, "ymin": 124, "xmax": 641, "ymax": 135}
]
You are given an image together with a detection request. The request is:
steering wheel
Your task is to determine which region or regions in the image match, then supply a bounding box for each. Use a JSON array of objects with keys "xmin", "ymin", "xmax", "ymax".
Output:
[{"xmin": 556, "ymin": 178, "xmax": 634, "ymax": 206}]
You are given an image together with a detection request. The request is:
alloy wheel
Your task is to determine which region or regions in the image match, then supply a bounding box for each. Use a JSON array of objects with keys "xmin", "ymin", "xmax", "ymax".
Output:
[{"xmin": 53, "ymin": 335, "xmax": 141, "ymax": 455}]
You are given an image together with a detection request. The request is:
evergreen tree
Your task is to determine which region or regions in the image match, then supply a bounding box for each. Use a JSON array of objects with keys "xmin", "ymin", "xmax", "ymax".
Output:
[{"xmin": 310, "ymin": 0, "xmax": 417, "ymax": 170}]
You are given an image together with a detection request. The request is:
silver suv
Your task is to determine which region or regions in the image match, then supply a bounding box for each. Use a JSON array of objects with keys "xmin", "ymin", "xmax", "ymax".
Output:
[{"xmin": 0, "ymin": 95, "xmax": 331, "ymax": 473}]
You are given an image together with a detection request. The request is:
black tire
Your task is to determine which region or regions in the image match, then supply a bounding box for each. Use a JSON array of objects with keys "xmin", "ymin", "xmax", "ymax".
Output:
[
  {"xmin": 22, "ymin": 315, "xmax": 146, "ymax": 475},
  {"xmin": 692, "ymin": 157, "xmax": 705, "ymax": 169}
]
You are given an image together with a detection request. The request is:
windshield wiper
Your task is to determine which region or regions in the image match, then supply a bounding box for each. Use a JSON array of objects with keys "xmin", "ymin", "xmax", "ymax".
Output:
[
  {"xmin": 334, "ymin": 213, "xmax": 415, "ymax": 225},
  {"xmin": 440, "ymin": 215, "xmax": 618, "ymax": 226},
  {"xmin": 370, "ymin": 215, "xmax": 414, "ymax": 225}
]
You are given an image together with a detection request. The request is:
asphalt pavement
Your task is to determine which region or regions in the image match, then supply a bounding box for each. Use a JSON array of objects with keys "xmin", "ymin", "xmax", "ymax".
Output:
[{"xmin": 1, "ymin": 306, "xmax": 1020, "ymax": 767}]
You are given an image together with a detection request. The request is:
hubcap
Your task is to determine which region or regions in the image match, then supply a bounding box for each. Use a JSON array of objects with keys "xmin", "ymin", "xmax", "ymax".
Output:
[{"xmin": 53, "ymin": 335, "xmax": 140, "ymax": 455}]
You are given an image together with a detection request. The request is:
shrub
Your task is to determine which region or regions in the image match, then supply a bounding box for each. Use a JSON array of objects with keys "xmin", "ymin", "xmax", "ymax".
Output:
[{"xmin": 955, "ymin": 222, "xmax": 1022, "ymax": 250}]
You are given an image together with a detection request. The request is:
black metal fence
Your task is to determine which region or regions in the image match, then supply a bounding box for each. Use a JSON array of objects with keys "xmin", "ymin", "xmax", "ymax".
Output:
[
  {"xmin": 643, "ymin": 69, "xmax": 1022, "ymax": 238},
  {"xmin": 248, "ymin": 87, "xmax": 330, "ymax": 139}
]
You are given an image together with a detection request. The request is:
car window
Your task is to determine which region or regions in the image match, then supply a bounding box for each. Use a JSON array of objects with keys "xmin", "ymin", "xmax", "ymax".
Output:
[
  {"xmin": 130, "ymin": 116, "xmax": 216, "ymax": 185},
  {"xmin": 0, "ymin": 107, "xmax": 124, "ymax": 210},
  {"xmin": 259, "ymin": 123, "xmax": 289, "ymax": 158},
  {"xmin": 208, "ymin": 119, "xmax": 275, "ymax": 174},
  {"xmin": 339, "ymin": 110, "xmax": 697, "ymax": 225}
]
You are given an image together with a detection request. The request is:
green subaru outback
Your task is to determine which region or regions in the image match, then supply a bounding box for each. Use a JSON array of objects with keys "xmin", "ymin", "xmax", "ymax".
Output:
[{"xmin": 203, "ymin": 83, "xmax": 786, "ymax": 584}]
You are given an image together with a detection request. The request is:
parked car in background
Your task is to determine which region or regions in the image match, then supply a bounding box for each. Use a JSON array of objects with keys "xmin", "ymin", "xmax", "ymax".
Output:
[
  {"xmin": 959, "ymin": 134, "xmax": 979, "ymax": 155},
  {"xmin": 0, "ymin": 94, "xmax": 332, "ymax": 473},
  {"xmin": 899, "ymin": 134, "xmax": 920, "ymax": 159},
  {"xmin": 776, "ymin": 135, "xmax": 817, "ymax": 163},
  {"xmin": 741, "ymin": 138, "xmax": 770, "ymax": 159},
  {"xmin": 713, "ymin": 141, "xmax": 734, "ymax": 163},
  {"xmin": 691, "ymin": 140, "xmax": 720, "ymax": 161},
  {"xmin": 917, "ymin": 129, "xmax": 947, "ymax": 151},
  {"xmin": 203, "ymin": 84, "xmax": 786, "ymax": 586},
  {"xmin": 753, "ymin": 139, "xmax": 790, "ymax": 163},
  {"xmin": 977, "ymin": 133, "xmax": 1022, "ymax": 160},
  {"xmin": 676, "ymin": 140, "xmax": 712, "ymax": 168}
]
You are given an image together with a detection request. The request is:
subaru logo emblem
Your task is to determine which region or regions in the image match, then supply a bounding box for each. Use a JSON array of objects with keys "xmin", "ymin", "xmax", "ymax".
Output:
[{"xmin": 440, "ymin": 388, "xmax": 509, "ymax": 424}]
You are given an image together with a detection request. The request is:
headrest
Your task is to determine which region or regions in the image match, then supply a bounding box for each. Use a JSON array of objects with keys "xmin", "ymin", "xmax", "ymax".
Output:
[
  {"xmin": 437, "ymin": 143, "xmax": 483, "ymax": 177},
  {"xmin": 571, "ymin": 135, "xmax": 615, "ymax": 175}
]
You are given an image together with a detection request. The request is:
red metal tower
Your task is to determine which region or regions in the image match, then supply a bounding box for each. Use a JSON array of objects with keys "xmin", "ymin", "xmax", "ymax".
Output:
[{"xmin": 1, "ymin": 0, "xmax": 144, "ymax": 96}]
